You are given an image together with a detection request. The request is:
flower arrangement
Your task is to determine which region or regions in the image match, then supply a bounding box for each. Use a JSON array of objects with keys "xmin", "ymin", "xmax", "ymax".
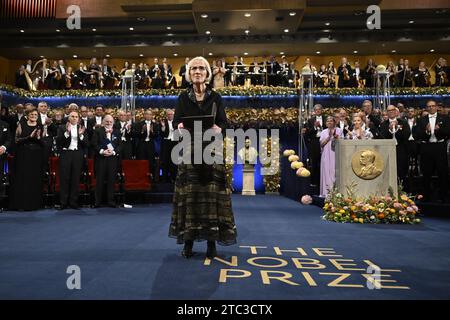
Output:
[{"xmin": 322, "ymin": 184, "xmax": 421, "ymax": 224}]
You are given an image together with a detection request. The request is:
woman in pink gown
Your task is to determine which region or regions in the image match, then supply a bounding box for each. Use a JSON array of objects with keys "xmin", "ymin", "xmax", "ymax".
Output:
[{"xmin": 319, "ymin": 116, "xmax": 344, "ymax": 197}]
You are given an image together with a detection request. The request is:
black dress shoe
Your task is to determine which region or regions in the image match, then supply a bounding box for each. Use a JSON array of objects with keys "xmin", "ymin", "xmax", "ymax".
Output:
[
  {"xmin": 206, "ymin": 241, "xmax": 217, "ymax": 259},
  {"xmin": 93, "ymin": 204, "xmax": 101, "ymax": 208},
  {"xmin": 57, "ymin": 205, "xmax": 67, "ymax": 211},
  {"xmin": 107, "ymin": 203, "xmax": 117, "ymax": 208},
  {"xmin": 181, "ymin": 240, "xmax": 194, "ymax": 258},
  {"xmin": 69, "ymin": 204, "xmax": 80, "ymax": 210}
]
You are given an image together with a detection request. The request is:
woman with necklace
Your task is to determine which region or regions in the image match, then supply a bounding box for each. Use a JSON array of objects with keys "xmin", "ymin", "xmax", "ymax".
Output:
[{"xmin": 169, "ymin": 56, "xmax": 237, "ymax": 259}]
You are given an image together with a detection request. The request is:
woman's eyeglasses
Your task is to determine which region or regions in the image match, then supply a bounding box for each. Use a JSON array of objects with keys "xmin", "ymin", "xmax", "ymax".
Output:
[{"xmin": 191, "ymin": 66, "xmax": 206, "ymax": 71}]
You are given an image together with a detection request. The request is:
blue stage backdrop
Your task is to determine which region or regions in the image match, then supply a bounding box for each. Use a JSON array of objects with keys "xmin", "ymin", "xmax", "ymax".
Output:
[{"xmin": 2, "ymin": 90, "xmax": 449, "ymax": 109}]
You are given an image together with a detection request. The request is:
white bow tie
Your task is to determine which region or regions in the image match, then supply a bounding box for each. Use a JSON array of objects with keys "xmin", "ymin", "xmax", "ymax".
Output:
[{"xmin": 429, "ymin": 114, "xmax": 437, "ymax": 119}]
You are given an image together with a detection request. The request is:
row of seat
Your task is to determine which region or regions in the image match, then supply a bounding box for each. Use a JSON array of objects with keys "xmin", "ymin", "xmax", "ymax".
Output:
[{"xmin": 1, "ymin": 156, "xmax": 152, "ymax": 208}]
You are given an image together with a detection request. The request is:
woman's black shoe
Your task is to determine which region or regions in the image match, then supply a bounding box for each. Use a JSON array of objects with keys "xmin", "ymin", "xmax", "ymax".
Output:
[
  {"xmin": 206, "ymin": 241, "xmax": 217, "ymax": 259},
  {"xmin": 182, "ymin": 240, "xmax": 194, "ymax": 258}
]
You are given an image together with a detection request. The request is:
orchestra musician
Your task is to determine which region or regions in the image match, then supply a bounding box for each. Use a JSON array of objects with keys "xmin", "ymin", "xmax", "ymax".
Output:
[
  {"xmin": 72, "ymin": 62, "xmax": 87, "ymax": 90},
  {"xmin": 135, "ymin": 62, "xmax": 146, "ymax": 89},
  {"xmin": 288, "ymin": 62, "xmax": 299, "ymax": 88},
  {"xmin": 100, "ymin": 58, "xmax": 113, "ymax": 90},
  {"xmin": 402, "ymin": 59, "xmax": 413, "ymax": 87},
  {"xmin": 162, "ymin": 58, "xmax": 176, "ymax": 88},
  {"xmin": 327, "ymin": 61, "xmax": 337, "ymax": 88},
  {"xmin": 266, "ymin": 55, "xmax": 280, "ymax": 87},
  {"xmin": 64, "ymin": 66, "xmax": 74, "ymax": 90},
  {"xmin": 386, "ymin": 61, "xmax": 396, "ymax": 87},
  {"xmin": 434, "ymin": 57, "xmax": 449, "ymax": 87},
  {"xmin": 279, "ymin": 56, "xmax": 290, "ymax": 87},
  {"xmin": 150, "ymin": 58, "xmax": 164, "ymax": 89},
  {"xmin": 57, "ymin": 60, "xmax": 67, "ymax": 90},
  {"xmin": 47, "ymin": 60, "xmax": 61, "ymax": 90},
  {"xmin": 179, "ymin": 57, "xmax": 190, "ymax": 88},
  {"xmin": 337, "ymin": 57, "xmax": 353, "ymax": 88},
  {"xmin": 119, "ymin": 61, "xmax": 130, "ymax": 87},
  {"xmin": 414, "ymin": 61, "xmax": 431, "ymax": 87},
  {"xmin": 249, "ymin": 57, "xmax": 263, "ymax": 86},
  {"xmin": 351, "ymin": 61, "xmax": 363, "ymax": 88},
  {"xmin": 316, "ymin": 64, "xmax": 328, "ymax": 88},
  {"xmin": 395, "ymin": 58, "xmax": 405, "ymax": 87},
  {"xmin": 87, "ymin": 57, "xmax": 101, "ymax": 90},
  {"xmin": 363, "ymin": 59, "xmax": 376, "ymax": 88}
]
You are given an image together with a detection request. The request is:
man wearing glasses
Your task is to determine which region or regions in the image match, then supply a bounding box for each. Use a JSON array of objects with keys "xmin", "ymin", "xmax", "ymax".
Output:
[{"xmin": 413, "ymin": 100, "xmax": 449, "ymax": 202}]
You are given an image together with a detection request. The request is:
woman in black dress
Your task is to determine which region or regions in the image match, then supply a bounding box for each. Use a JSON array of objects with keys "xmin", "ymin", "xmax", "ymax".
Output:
[
  {"xmin": 169, "ymin": 56, "xmax": 237, "ymax": 259},
  {"xmin": 9, "ymin": 108, "xmax": 45, "ymax": 210}
]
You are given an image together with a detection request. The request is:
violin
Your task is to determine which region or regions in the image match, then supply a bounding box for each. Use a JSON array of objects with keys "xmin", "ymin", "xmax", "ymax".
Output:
[{"xmin": 342, "ymin": 65, "xmax": 349, "ymax": 81}]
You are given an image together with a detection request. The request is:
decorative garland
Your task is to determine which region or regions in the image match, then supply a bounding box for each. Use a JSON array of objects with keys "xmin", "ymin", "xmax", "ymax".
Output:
[
  {"xmin": 5, "ymin": 106, "xmax": 436, "ymax": 129},
  {"xmin": 260, "ymin": 136, "xmax": 281, "ymax": 193},
  {"xmin": 1, "ymin": 84, "xmax": 449, "ymax": 98}
]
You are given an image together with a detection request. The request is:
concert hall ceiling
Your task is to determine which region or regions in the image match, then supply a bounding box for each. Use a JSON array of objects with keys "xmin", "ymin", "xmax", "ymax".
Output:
[{"xmin": 0, "ymin": 0, "xmax": 449, "ymax": 59}]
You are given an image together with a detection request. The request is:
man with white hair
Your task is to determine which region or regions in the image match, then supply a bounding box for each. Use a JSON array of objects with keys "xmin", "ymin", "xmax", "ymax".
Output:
[
  {"xmin": 114, "ymin": 109, "xmax": 133, "ymax": 160},
  {"xmin": 91, "ymin": 114, "xmax": 121, "ymax": 208},
  {"xmin": 380, "ymin": 105, "xmax": 411, "ymax": 188},
  {"xmin": 56, "ymin": 110, "xmax": 87, "ymax": 209}
]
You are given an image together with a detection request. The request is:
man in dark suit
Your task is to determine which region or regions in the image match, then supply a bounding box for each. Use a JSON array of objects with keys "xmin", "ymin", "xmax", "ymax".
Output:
[
  {"xmin": 91, "ymin": 114, "xmax": 121, "ymax": 208},
  {"xmin": 0, "ymin": 118, "xmax": 12, "ymax": 196},
  {"xmin": 337, "ymin": 57, "xmax": 354, "ymax": 88},
  {"xmin": 179, "ymin": 57, "xmax": 190, "ymax": 88},
  {"xmin": 114, "ymin": 110, "xmax": 134, "ymax": 160},
  {"xmin": 404, "ymin": 107, "xmax": 420, "ymax": 176},
  {"xmin": 266, "ymin": 55, "xmax": 280, "ymax": 87},
  {"xmin": 159, "ymin": 109, "xmax": 177, "ymax": 183},
  {"xmin": 362, "ymin": 100, "xmax": 381, "ymax": 138},
  {"xmin": 37, "ymin": 101, "xmax": 57, "ymax": 158},
  {"xmin": 135, "ymin": 109, "xmax": 159, "ymax": 179},
  {"xmin": 413, "ymin": 100, "xmax": 449, "ymax": 202},
  {"xmin": 379, "ymin": 105, "xmax": 411, "ymax": 188},
  {"xmin": 87, "ymin": 105, "xmax": 104, "ymax": 157},
  {"xmin": 304, "ymin": 104, "xmax": 327, "ymax": 188},
  {"xmin": 56, "ymin": 111, "xmax": 87, "ymax": 209}
]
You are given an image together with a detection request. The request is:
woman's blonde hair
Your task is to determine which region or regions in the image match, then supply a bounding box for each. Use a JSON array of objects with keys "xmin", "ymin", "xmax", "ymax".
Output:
[{"xmin": 185, "ymin": 56, "xmax": 212, "ymax": 84}]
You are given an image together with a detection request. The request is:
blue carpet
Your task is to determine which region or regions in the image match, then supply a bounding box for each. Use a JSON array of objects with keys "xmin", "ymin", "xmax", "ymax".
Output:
[{"xmin": 0, "ymin": 195, "xmax": 449, "ymax": 300}]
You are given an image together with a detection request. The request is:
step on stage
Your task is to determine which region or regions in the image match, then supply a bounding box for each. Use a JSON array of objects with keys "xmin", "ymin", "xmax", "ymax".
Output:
[{"xmin": 0, "ymin": 195, "xmax": 449, "ymax": 299}]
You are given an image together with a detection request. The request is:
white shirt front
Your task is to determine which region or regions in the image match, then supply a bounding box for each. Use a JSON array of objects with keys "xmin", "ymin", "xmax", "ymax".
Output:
[
  {"xmin": 40, "ymin": 113, "xmax": 48, "ymax": 137},
  {"xmin": 69, "ymin": 125, "xmax": 78, "ymax": 150},
  {"xmin": 315, "ymin": 116, "xmax": 323, "ymax": 137},
  {"xmin": 95, "ymin": 116, "xmax": 102, "ymax": 125},
  {"xmin": 167, "ymin": 120, "xmax": 174, "ymax": 141},
  {"xmin": 408, "ymin": 118, "xmax": 415, "ymax": 140},
  {"xmin": 60, "ymin": 65, "xmax": 66, "ymax": 75},
  {"xmin": 428, "ymin": 114, "xmax": 437, "ymax": 143},
  {"xmin": 145, "ymin": 121, "xmax": 151, "ymax": 141}
]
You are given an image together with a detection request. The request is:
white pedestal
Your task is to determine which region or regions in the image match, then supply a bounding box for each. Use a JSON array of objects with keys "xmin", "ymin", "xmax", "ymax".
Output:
[{"xmin": 242, "ymin": 165, "xmax": 256, "ymax": 196}]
